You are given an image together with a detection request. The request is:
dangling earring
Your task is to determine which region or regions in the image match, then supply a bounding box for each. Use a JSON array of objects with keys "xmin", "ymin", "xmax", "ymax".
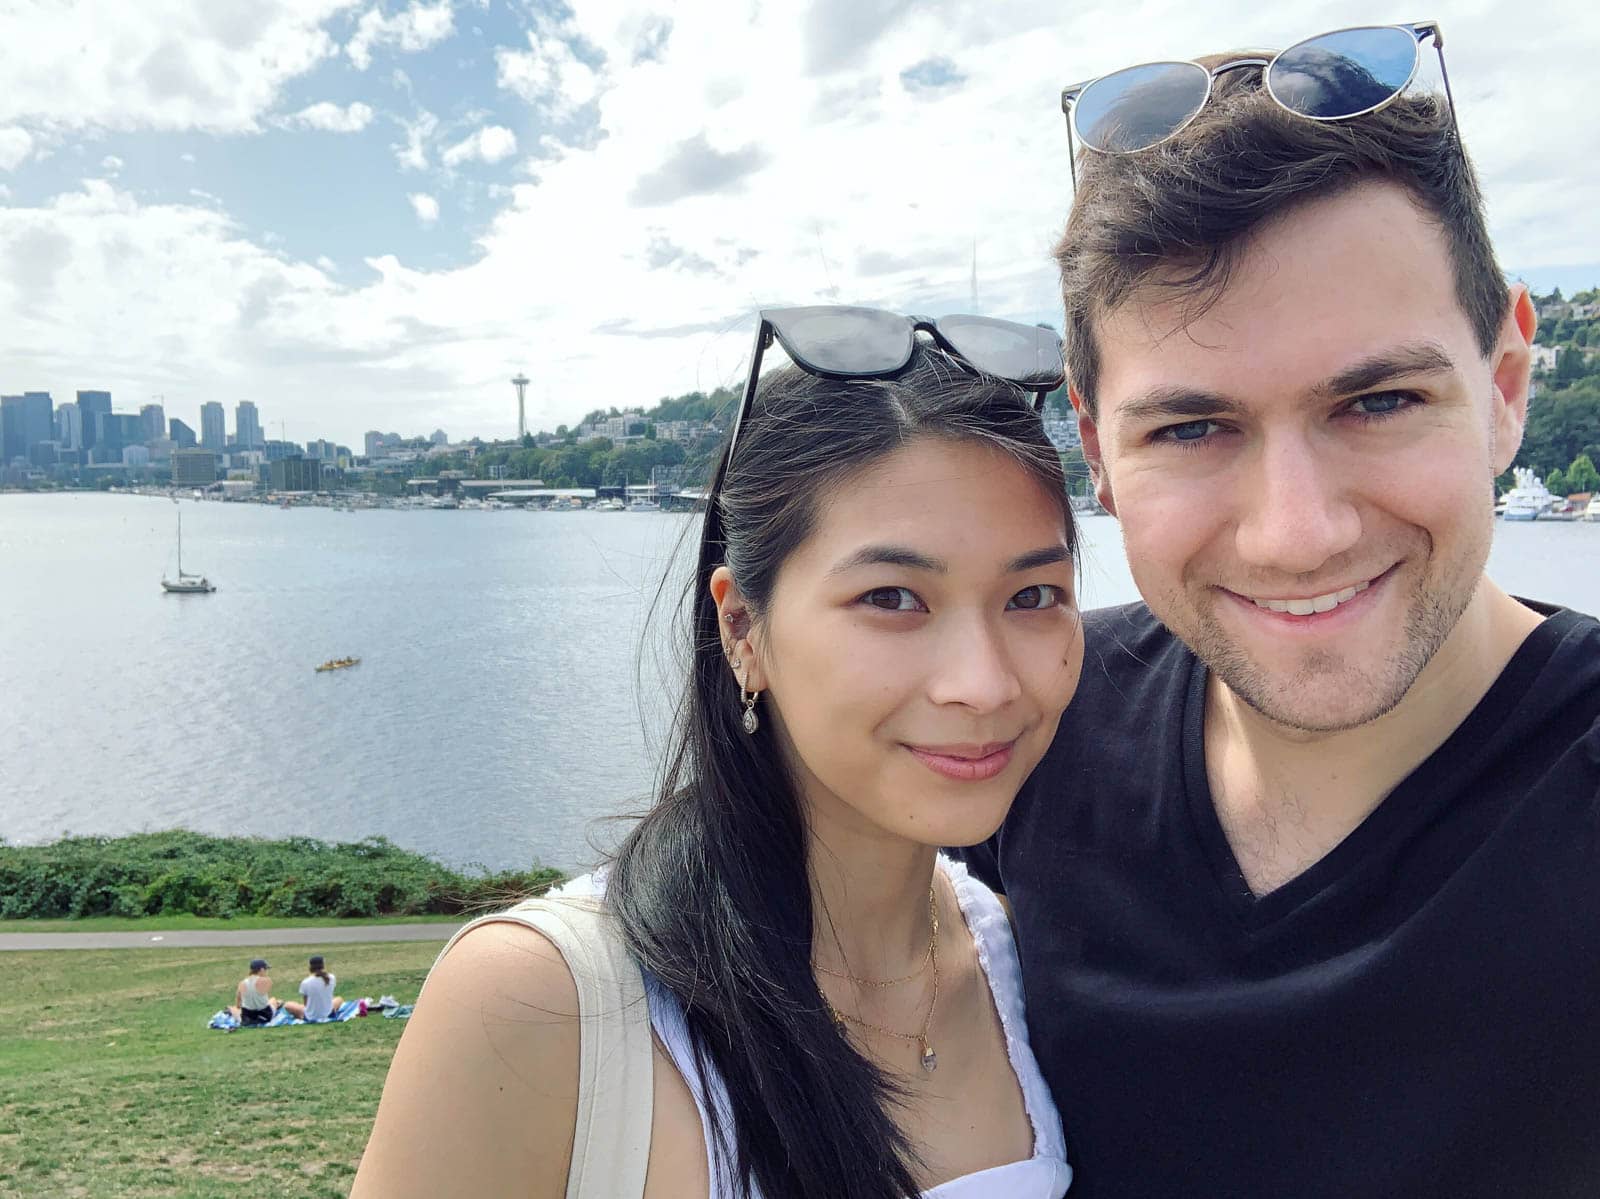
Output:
[{"xmin": 740, "ymin": 680, "xmax": 760, "ymax": 734}]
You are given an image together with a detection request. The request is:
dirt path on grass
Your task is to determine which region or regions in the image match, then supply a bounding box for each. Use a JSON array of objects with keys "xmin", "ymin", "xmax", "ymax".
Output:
[{"xmin": 0, "ymin": 922, "xmax": 467, "ymax": 951}]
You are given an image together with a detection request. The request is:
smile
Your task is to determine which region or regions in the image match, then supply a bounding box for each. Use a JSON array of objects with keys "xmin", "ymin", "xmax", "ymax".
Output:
[
  {"xmin": 905, "ymin": 741, "xmax": 1017, "ymax": 782},
  {"xmin": 1249, "ymin": 580, "xmax": 1371, "ymax": 616}
]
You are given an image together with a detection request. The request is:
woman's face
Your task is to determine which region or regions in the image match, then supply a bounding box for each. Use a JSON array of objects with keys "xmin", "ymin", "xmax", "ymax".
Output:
[{"xmin": 726, "ymin": 436, "xmax": 1082, "ymax": 851}]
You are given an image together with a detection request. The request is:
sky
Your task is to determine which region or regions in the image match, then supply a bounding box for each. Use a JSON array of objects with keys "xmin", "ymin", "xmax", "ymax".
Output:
[{"xmin": 2, "ymin": 0, "xmax": 1597, "ymax": 449}]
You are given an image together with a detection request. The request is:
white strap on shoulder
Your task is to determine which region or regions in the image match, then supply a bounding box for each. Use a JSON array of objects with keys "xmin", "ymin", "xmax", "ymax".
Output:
[{"xmin": 439, "ymin": 896, "xmax": 654, "ymax": 1199}]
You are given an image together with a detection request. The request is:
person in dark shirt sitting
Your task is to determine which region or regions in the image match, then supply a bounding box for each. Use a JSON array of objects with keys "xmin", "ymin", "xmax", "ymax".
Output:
[{"xmin": 958, "ymin": 23, "xmax": 1600, "ymax": 1199}]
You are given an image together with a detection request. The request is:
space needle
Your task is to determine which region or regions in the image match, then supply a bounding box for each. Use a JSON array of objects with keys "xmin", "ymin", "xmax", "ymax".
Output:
[{"xmin": 511, "ymin": 373, "xmax": 530, "ymax": 440}]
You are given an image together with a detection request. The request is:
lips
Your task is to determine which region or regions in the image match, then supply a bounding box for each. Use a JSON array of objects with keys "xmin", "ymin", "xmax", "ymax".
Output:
[{"xmin": 905, "ymin": 740, "xmax": 1017, "ymax": 782}]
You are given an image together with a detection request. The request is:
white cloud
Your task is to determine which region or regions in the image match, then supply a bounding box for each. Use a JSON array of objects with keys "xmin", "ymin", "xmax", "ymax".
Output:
[
  {"xmin": 0, "ymin": 127, "xmax": 36, "ymax": 171},
  {"xmin": 495, "ymin": 29, "xmax": 602, "ymax": 122},
  {"xmin": 179, "ymin": 152, "xmax": 196, "ymax": 164},
  {"xmin": 346, "ymin": 0, "xmax": 454, "ymax": 71},
  {"xmin": 408, "ymin": 192, "xmax": 439, "ymax": 224},
  {"xmin": 283, "ymin": 101, "xmax": 376, "ymax": 133},
  {"xmin": 0, "ymin": 184, "xmax": 11, "ymax": 201},
  {"xmin": 392, "ymin": 109, "xmax": 437, "ymax": 171},
  {"xmin": 441, "ymin": 124, "xmax": 516, "ymax": 167},
  {"xmin": 100, "ymin": 154, "xmax": 124, "ymax": 174},
  {"xmin": 0, "ymin": 0, "xmax": 346, "ymax": 134}
]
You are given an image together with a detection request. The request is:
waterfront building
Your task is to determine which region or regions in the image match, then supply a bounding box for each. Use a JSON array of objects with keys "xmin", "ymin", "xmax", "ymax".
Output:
[
  {"xmin": 0, "ymin": 395, "xmax": 22, "ymax": 463},
  {"xmin": 55, "ymin": 402, "xmax": 83, "ymax": 451},
  {"xmin": 200, "ymin": 402, "xmax": 225, "ymax": 451},
  {"xmin": 28, "ymin": 440, "xmax": 62, "ymax": 468},
  {"xmin": 140, "ymin": 402, "xmax": 165, "ymax": 443},
  {"xmin": 364, "ymin": 430, "xmax": 387, "ymax": 458},
  {"xmin": 121, "ymin": 445, "xmax": 151, "ymax": 467},
  {"xmin": 76, "ymin": 391, "xmax": 111, "ymax": 455},
  {"xmin": 269, "ymin": 455, "xmax": 322, "ymax": 492},
  {"xmin": 171, "ymin": 449, "xmax": 218, "ymax": 485},
  {"xmin": 236, "ymin": 400, "xmax": 262, "ymax": 450},
  {"xmin": 169, "ymin": 418, "xmax": 197, "ymax": 448}
]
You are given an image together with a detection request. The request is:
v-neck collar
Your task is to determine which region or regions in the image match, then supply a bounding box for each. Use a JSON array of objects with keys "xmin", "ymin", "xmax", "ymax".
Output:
[{"xmin": 1180, "ymin": 602, "xmax": 1583, "ymax": 932}]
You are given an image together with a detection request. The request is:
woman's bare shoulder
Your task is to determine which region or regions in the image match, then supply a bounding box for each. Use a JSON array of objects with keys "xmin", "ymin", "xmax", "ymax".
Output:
[{"xmin": 352, "ymin": 918, "xmax": 581, "ymax": 1198}]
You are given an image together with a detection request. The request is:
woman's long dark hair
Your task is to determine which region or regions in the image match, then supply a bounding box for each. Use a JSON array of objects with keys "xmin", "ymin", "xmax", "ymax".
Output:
[{"xmin": 608, "ymin": 344, "xmax": 1075, "ymax": 1198}]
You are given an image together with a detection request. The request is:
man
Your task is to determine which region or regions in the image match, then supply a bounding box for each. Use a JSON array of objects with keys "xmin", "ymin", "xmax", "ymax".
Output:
[{"xmin": 962, "ymin": 33, "xmax": 1600, "ymax": 1199}]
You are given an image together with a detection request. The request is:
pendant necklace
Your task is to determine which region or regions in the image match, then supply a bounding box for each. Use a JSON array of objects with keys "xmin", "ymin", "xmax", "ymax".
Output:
[{"xmin": 819, "ymin": 885, "xmax": 941, "ymax": 1072}]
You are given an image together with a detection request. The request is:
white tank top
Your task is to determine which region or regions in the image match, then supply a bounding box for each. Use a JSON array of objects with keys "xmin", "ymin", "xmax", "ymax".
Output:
[
  {"xmin": 240, "ymin": 974, "xmax": 271, "ymax": 1010},
  {"xmin": 633, "ymin": 857, "xmax": 1072, "ymax": 1199}
]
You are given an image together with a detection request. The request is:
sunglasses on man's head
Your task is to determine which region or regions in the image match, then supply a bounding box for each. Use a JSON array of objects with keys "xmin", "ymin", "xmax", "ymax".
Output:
[
  {"xmin": 1059, "ymin": 22, "xmax": 1459, "ymax": 188},
  {"xmin": 717, "ymin": 306, "xmax": 1065, "ymax": 485}
]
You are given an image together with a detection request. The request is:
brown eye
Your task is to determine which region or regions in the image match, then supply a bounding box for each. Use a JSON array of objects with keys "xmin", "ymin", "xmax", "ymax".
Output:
[
  {"xmin": 860, "ymin": 587, "xmax": 925, "ymax": 612},
  {"xmin": 1007, "ymin": 584, "xmax": 1063, "ymax": 611}
]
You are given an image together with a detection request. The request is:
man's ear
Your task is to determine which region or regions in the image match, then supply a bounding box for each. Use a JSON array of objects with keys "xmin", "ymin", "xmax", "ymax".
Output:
[
  {"xmin": 1071, "ymin": 384, "xmax": 1116, "ymax": 517},
  {"xmin": 1489, "ymin": 283, "xmax": 1536, "ymax": 475},
  {"xmin": 708, "ymin": 565, "xmax": 767, "ymax": 691}
]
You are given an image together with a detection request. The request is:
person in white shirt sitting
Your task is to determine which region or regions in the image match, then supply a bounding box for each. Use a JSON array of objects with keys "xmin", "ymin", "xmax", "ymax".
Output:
[{"xmin": 283, "ymin": 953, "xmax": 344, "ymax": 1021}]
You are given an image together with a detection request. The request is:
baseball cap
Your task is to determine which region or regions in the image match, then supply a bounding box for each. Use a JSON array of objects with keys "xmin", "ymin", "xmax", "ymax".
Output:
[{"xmin": 249, "ymin": 958, "xmax": 269, "ymax": 971}]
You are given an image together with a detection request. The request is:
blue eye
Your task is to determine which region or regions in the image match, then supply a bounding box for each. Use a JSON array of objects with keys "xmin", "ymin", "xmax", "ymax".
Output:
[
  {"xmin": 1007, "ymin": 584, "xmax": 1065, "ymax": 611},
  {"xmin": 860, "ymin": 586, "xmax": 926, "ymax": 612},
  {"xmin": 1157, "ymin": 419, "xmax": 1220, "ymax": 445},
  {"xmin": 1348, "ymin": 391, "xmax": 1416, "ymax": 419}
]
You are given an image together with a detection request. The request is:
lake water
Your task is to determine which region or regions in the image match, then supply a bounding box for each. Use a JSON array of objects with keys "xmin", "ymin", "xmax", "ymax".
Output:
[{"xmin": 2, "ymin": 493, "xmax": 1595, "ymax": 873}]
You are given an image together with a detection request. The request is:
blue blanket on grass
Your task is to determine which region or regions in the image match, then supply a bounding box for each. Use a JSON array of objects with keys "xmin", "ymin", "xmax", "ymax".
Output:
[{"xmin": 208, "ymin": 999, "xmax": 363, "ymax": 1031}]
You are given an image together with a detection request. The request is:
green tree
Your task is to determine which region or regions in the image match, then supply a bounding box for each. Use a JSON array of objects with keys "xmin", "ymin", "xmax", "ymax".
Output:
[
  {"xmin": 1566, "ymin": 453, "xmax": 1600, "ymax": 494},
  {"xmin": 1546, "ymin": 468, "xmax": 1568, "ymax": 497}
]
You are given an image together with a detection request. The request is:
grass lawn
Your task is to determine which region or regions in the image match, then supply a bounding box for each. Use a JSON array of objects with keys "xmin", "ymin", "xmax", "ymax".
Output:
[
  {"xmin": 0, "ymin": 914, "xmax": 464, "ymax": 934},
  {"xmin": 0, "ymin": 939, "xmax": 447, "ymax": 1197}
]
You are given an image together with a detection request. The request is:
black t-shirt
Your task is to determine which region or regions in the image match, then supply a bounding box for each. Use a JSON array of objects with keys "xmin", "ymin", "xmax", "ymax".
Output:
[{"xmin": 959, "ymin": 600, "xmax": 1600, "ymax": 1198}]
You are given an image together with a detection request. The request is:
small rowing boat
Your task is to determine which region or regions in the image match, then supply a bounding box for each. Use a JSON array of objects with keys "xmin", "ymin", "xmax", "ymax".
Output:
[{"xmin": 315, "ymin": 657, "xmax": 360, "ymax": 672}]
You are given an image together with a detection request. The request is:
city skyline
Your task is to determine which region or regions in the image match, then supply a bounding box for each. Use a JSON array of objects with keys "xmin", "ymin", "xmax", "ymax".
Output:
[{"xmin": 3, "ymin": 1, "xmax": 1599, "ymax": 447}]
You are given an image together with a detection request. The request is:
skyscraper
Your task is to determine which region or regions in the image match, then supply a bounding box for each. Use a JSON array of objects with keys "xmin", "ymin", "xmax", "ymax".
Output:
[
  {"xmin": 77, "ymin": 391, "xmax": 111, "ymax": 455},
  {"xmin": 56, "ymin": 402, "xmax": 82, "ymax": 451},
  {"xmin": 169, "ymin": 418, "xmax": 197, "ymax": 448},
  {"xmin": 1, "ymin": 392, "xmax": 53, "ymax": 463},
  {"xmin": 93, "ymin": 413, "xmax": 143, "ymax": 463},
  {"xmin": 235, "ymin": 401, "xmax": 261, "ymax": 451},
  {"xmin": 139, "ymin": 403, "xmax": 165, "ymax": 444},
  {"xmin": 200, "ymin": 402, "xmax": 225, "ymax": 451}
]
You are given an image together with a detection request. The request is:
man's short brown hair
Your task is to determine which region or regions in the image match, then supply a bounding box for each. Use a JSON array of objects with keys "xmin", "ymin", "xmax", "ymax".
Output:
[{"xmin": 1056, "ymin": 60, "xmax": 1510, "ymax": 415}]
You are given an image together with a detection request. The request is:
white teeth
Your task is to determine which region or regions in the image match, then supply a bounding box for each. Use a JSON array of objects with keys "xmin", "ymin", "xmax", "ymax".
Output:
[{"xmin": 1251, "ymin": 580, "xmax": 1369, "ymax": 615}]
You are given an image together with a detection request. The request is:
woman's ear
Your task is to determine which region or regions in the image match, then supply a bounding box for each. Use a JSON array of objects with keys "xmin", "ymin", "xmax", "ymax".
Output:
[{"xmin": 709, "ymin": 566, "xmax": 767, "ymax": 691}]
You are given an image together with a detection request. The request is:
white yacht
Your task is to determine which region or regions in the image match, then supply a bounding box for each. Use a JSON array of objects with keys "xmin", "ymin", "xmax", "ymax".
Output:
[
  {"xmin": 1497, "ymin": 467, "xmax": 1555, "ymax": 522},
  {"xmin": 1586, "ymin": 496, "xmax": 1600, "ymax": 522}
]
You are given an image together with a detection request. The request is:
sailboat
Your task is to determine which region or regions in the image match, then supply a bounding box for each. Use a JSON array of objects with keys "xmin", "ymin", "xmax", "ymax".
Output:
[{"xmin": 161, "ymin": 505, "xmax": 216, "ymax": 594}]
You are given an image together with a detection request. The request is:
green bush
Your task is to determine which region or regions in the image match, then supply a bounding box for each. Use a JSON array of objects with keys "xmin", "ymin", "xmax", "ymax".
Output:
[{"xmin": 0, "ymin": 831, "xmax": 565, "ymax": 920}]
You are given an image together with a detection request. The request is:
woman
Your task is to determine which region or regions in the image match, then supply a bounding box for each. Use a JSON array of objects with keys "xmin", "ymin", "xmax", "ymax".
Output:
[
  {"xmin": 356, "ymin": 310, "xmax": 1084, "ymax": 1198},
  {"xmin": 228, "ymin": 957, "xmax": 280, "ymax": 1026},
  {"xmin": 283, "ymin": 953, "xmax": 343, "ymax": 1021}
]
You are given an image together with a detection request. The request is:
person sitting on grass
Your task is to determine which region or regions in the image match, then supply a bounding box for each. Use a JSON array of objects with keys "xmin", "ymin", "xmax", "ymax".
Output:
[
  {"xmin": 227, "ymin": 958, "xmax": 281, "ymax": 1026},
  {"xmin": 283, "ymin": 954, "xmax": 344, "ymax": 1022}
]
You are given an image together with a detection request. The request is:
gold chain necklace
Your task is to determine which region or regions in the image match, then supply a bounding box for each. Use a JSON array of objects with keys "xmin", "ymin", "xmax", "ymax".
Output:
[
  {"xmin": 814, "ymin": 886, "xmax": 937, "ymax": 987},
  {"xmin": 819, "ymin": 886, "xmax": 941, "ymax": 1072}
]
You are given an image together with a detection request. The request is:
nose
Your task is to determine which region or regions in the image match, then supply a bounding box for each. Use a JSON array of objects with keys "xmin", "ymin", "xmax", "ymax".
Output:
[
  {"xmin": 1233, "ymin": 430, "xmax": 1362, "ymax": 575},
  {"xmin": 925, "ymin": 612, "xmax": 1024, "ymax": 713}
]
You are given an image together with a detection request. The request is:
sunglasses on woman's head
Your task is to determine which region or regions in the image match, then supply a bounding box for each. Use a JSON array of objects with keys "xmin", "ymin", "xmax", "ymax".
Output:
[
  {"xmin": 717, "ymin": 306, "xmax": 1065, "ymax": 485},
  {"xmin": 1059, "ymin": 21, "xmax": 1459, "ymax": 189}
]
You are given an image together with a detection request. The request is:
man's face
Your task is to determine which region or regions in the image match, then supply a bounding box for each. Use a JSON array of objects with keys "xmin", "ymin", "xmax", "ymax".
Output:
[{"xmin": 1079, "ymin": 181, "xmax": 1530, "ymax": 732}]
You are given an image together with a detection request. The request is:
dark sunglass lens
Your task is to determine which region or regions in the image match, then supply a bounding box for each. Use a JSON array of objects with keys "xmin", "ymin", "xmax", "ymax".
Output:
[
  {"xmin": 1073, "ymin": 61, "xmax": 1210, "ymax": 153},
  {"xmin": 936, "ymin": 317, "xmax": 1064, "ymax": 388},
  {"xmin": 1269, "ymin": 26, "xmax": 1417, "ymax": 119},
  {"xmin": 766, "ymin": 305, "xmax": 911, "ymax": 376}
]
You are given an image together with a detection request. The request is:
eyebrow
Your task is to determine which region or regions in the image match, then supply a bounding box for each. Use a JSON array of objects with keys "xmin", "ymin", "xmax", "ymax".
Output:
[
  {"xmin": 1114, "ymin": 340, "xmax": 1460, "ymax": 425},
  {"xmin": 827, "ymin": 543, "xmax": 1072, "ymax": 577}
]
